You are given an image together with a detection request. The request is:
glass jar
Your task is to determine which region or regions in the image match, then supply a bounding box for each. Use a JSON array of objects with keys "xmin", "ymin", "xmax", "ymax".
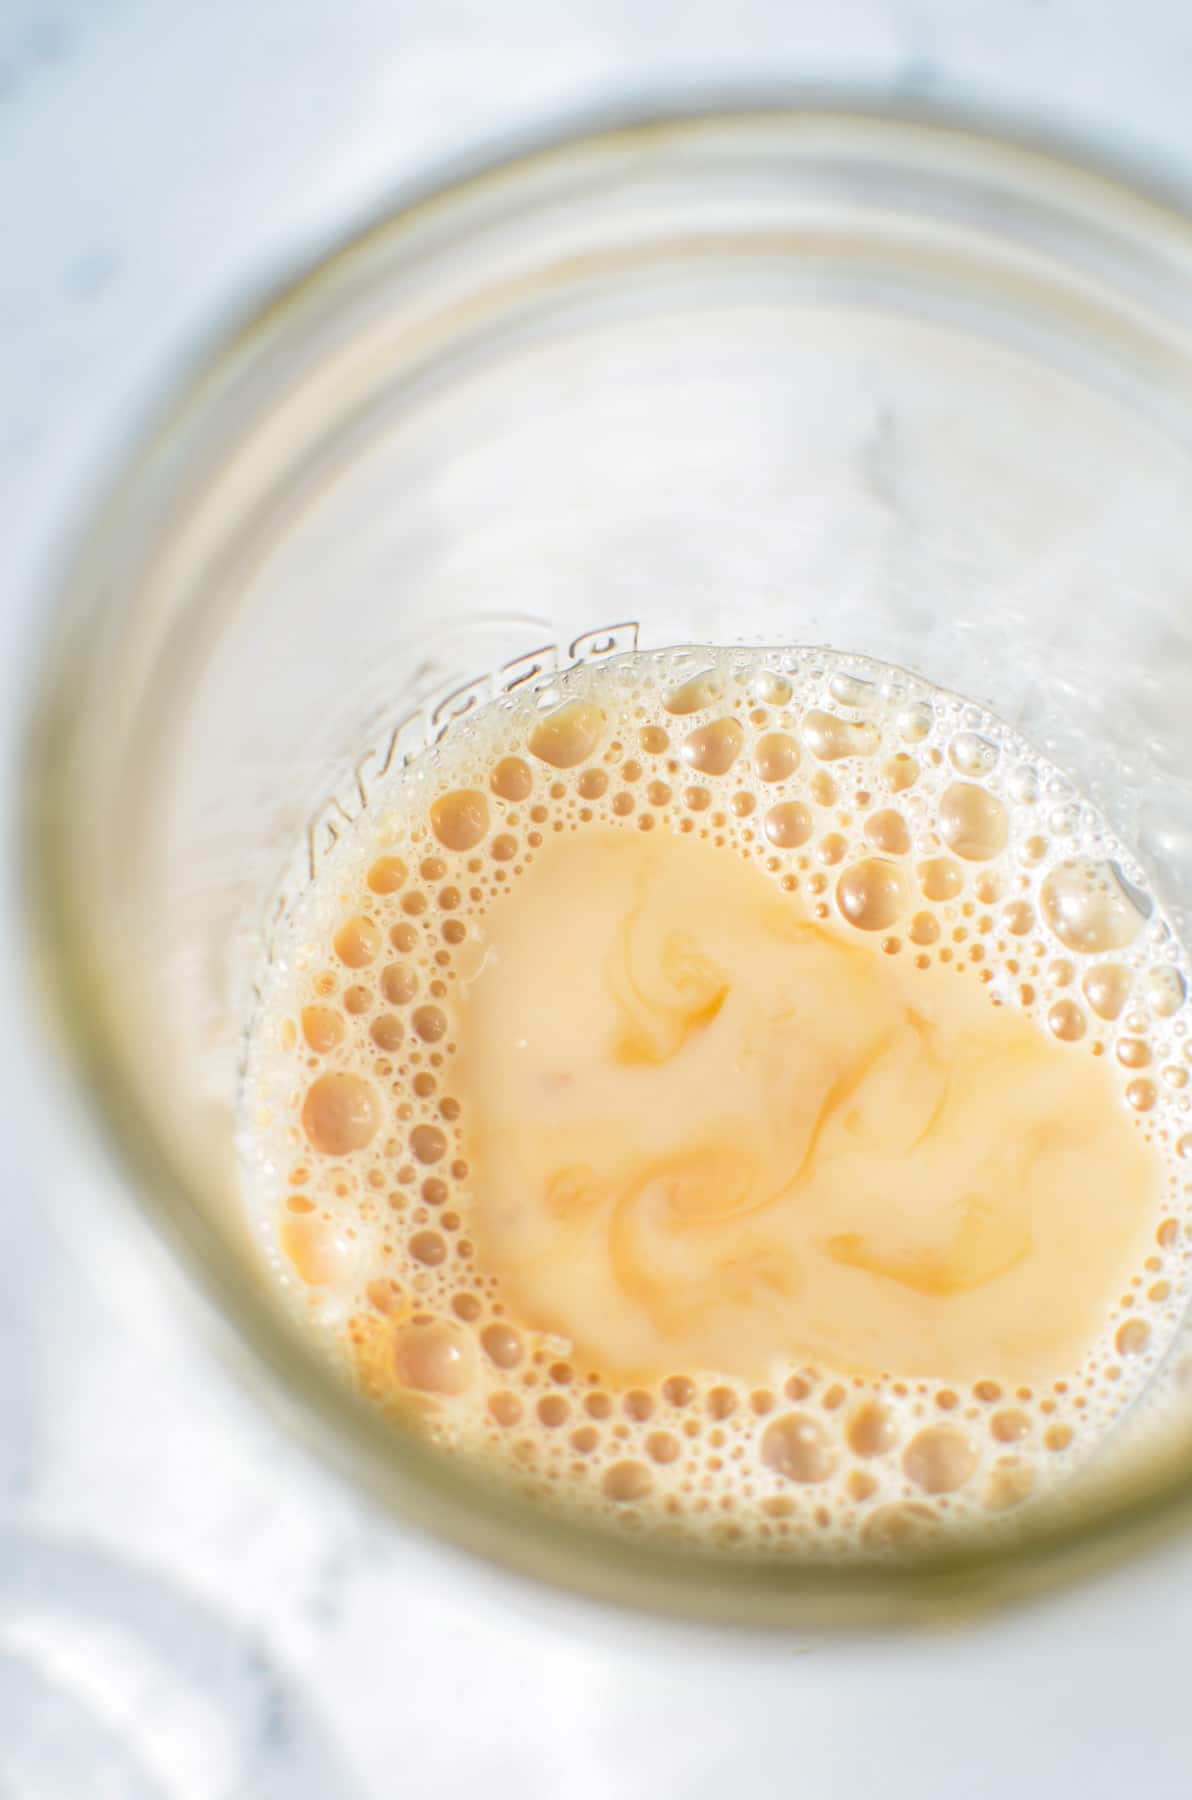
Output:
[{"xmin": 27, "ymin": 103, "xmax": 1192, "ymax": 1623}]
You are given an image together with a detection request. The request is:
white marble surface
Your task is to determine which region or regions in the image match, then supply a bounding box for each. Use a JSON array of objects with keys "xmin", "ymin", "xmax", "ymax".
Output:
[{"xmin": 8, "ymin": 3, "xmax": 1192, "ymax": 1794}]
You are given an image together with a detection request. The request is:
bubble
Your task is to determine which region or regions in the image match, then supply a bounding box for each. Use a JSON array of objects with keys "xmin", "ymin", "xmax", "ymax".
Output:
[
  {"xmin": 902, "ymin": 1426, "xmax": 978, "ymax": 1494},
  {"xmin": 761, "ymin": 1413, "xmax": 838, "ymax": 1484},
  {"xmin": 846, "ymin": 1401, "xmax": 898, "ymax": 1458},
  {"xmin": 489, "ymin": 1391, "xmax": 523, "ymax": 1427},
  {"xmin": 431, "ymin": 789, "xmax": 490, "ymax": 852},
  {"xmin": 1040, "ymin": 861, "xmax": 1147, "ymax": 954},
  {"xmin": 279, "ymin": 1214, "xmax": 356, "ymax": 1286},
  {"xmin": 861, "ymin": 1503, "xmax": 940, "ymax": 1549},
  {"xmin": 1003, "ymin": 901, "xmax": 1034, "ymax": 936},
  {"xmin": 938, "ymin": 783, "xmax": 1008, "ymax": 862},
  {"xmin": 481, "ymin": 1323, "xmax": 523, "ymax": 1369},
  {"xmin": 640, "ymin": 725, "xmax": 669, "ymax": 754},
  {"xmin": 602, "ymin": 1460, "xmax": 653, "ymax": 1502},
  {"xmin": 884, "ymin": 753, "xmax": 918, "ymax": 793},
  {"xmin": 660, "ymin": 670, "xmax": 725, "ymax": 717},
  {"xmin": 647, "ymin": 1430, "xmax": 681, "ymax": 1464},
  {"xmin": 490, "ymin": 756, "xmax": 533, "ymax": 801},
  {"xmin": 393, "ymin": 1318, "xmax": 476, "ymax": 1394},
  {"xmin": 412, "ymin": 1005, "xmax": 447, "ymax": 1043},
  {"xmin": 334, "ymin": 916, "xmax": 381, "ymax": 969},
  {"xmin": 1007, "ymin": 764, "xmax": 1038, "ymax": 805},
  {"xmin": 624, "ymin": 1389, "xmax": 655, "ymax": 1421},
  {"xmin": 763, "ymin": 801, "xmax": 813, "ymax": 849},
  {"xmin": 1047, "ymin": 1000, "xmax": 1085, "ymax": 1043},
  {"xmin": 836, "ymin": 859, "xmax": 910, "ymax": 932},
  {"xmin": 537, "ymin": 1394, "xmax": 569, "ymax": 1428},
  {"xmin": 1115, "ymin": 1319, "xmax": 1150, "ymax": 1356},
  {"xmin": 949, "ymin": 733, "xmax": 998, "ymax": 777},
  {"xmin": 865, "ymin": 810, "xmax": 911, "ymax": 856},
  {"xmin": 760, "ymin": 1496, "xmax": 795, "ymax": 1522},
  {"xmin": 1116, "ymin": 1038, "xmax": 1151, "ymax": 1070},
  {"xmin": 682, "ymin": 718, "xmax": 744, "ymax": 777},
  {"xmin": 707, "ymin": 1386, "xmax": 738, "ymax": 1420},
  {"xmin": 409, "ymin": 1230, "xmax": 447, "ymax": 1266},
  {"xmin": 1083, "ymin": 963, "xmax": 1131, "ymax": 1021},
  {"xmin": 370, "ymin": 1014, "xmax": 404, "ymax": 1052},
  {"xmin": 491, "ymin": 834, "xmax": 518, "ymax": 862},
  {"xmin": 829, "ymin": 672, "xmax": 873, "ymax": 708},
  {"xmin": 752, "ymin": 671, "xmax": 792, "ymax": 705},
  {"xmin": 367, "ymin": 856, "xmax": 407, "ymax": 895},
  {"xmin": 408, "ymin": 1125, "xmax": 445, "ymax": 1166},
  {"xmin": 897, "ymin": 703, "xmax": 932, "ymax": 744},
  {"xmin": 908, "ymin": 911, "xmax": 939, "ymax": 946},
  {"xmin": 662, "ymin": 1374, "xmax": 697, "ymax": 1407},
  {"xmin": 990, "ymin": 1408, "xmax": 1031, "ymax": 1443},
  {"xmin": 1126, "ymin": 1078, "xmax": 1157, "ymax": 1113},
  {"xmin": 983, "ymin": 1459, "xmax": 1034, "ymax": 1512},
  {"xmin": 919, "ymin": 858, "xmax": 963, "ymax": 902},
  {"xmin": 301, "ymin": 1005, "xmax": 345, "ymax": 1054},
  {"xmin": 803, "ymin": 710, "xmax": 879, "ymax": 762},
  {"xmin": 528, "ymin": 702, "xmax": 607, "ymax": 768},
  {"xmin": 365, "ymin": 1276, "xmax": 399, "ymax": 1314},
  {"xmin": 302, "ymin": 1073, "xmax": 381, "ymax": 1155},
  {"xmin": 753, "ymin": 733, "xmax": 800, "ymax": 783},
  {"xmin": 1144, "ymin": 965, "xmax": 1186, "ymax": 1018}
]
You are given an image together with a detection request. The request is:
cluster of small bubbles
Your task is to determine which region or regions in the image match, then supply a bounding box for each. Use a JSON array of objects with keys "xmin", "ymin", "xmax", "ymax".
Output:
[{"xmin": 241, "ymin": 643, "xmax": 1192, "ymax": 1558}]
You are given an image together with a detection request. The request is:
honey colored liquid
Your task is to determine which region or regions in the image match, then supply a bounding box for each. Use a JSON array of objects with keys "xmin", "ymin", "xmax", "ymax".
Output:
[{"xmin": 242, "ymin": 648, "xmax": 1191, "ymax": 1552}]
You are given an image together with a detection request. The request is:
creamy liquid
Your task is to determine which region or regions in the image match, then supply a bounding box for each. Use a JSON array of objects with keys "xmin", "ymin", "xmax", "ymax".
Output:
[
  {"xmin": 242, "ymin": 647, "xmax": 1192, "ymax": 1553},
  {"xmin": 463, "ymin": 826, "xmax": 1153, "ymax": 1389}
]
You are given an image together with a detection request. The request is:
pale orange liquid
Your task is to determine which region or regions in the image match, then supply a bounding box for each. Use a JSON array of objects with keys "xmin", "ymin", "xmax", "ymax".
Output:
[
  {"xmin": 460, "ymin": 826, "xmax": 1157, "ymax": 1389},
  {"xmin": 245, "ymin": 646, "xmax": 1187, "ymax": 1546}
]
